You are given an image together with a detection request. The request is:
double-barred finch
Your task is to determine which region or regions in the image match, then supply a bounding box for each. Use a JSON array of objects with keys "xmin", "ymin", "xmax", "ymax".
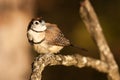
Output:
[{"xmin": 27, "ymin": 17, "xmax": 87, "ymax": 54}]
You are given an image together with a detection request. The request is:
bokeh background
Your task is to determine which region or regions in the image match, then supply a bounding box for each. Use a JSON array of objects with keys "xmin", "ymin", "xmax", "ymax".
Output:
[{"xmin": 0, "ymin": 0, "xmax": 120, "ymax": 80}]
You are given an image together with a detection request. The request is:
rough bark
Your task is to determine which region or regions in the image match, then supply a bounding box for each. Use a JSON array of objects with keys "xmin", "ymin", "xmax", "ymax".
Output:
[
  {"xmin": 30, "ymin": 0, "xmax": 120, "ymax": 80},
  {"xmin": 79, "ymin": 0, "xmax": 120, "ymax": 80}
]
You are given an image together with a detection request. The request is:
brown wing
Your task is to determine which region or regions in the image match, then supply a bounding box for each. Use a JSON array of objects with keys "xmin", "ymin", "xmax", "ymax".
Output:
[
  {"xmin": 45, "ymin": 23, "xmax": 70, "ymax": 46},
  {"xmin": 53, "ymin": 31, "xmax": 70, "ymax": 46}
]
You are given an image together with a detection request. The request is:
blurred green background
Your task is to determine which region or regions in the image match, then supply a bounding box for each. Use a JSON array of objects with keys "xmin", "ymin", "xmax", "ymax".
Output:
[{"xmin": 0, "ymin": 0, "xmax": 120, "ymax": 80}]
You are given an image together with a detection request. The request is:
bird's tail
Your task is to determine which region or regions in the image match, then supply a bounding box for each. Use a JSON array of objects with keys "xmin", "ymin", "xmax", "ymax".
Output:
[{"xmin": 70, "ymin": 44, "xmax": 88, "ymax": 52}]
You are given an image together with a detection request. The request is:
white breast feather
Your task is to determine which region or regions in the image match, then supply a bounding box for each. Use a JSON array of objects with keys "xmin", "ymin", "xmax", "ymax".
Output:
[
  {"xmin": 48, "ymin": 45, "xmax": 63, "ymax": 54},
  {"xmin": 28, "ymin": 30, "xmax": 63, "ymax": 54},
  {"xmin": 28, "ymin": 30, "xmax": 45, "ymax": 43}
]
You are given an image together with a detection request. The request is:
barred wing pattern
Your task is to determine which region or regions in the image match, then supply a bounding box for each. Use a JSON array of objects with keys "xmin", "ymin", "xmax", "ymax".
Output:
[{"xmin": 45, "ymin": 23, "xmax": 70, "ymax": 46}]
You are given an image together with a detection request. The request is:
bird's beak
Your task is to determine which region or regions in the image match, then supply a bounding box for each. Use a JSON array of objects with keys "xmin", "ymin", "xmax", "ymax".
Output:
[{"xmin": 41, "ymin": 20, "xmax": 45, "ymax": 25}]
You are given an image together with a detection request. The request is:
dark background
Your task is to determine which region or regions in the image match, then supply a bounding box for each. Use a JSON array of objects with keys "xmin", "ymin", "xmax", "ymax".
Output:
[
  {"xmin": 34, "ymin": 0, "xmax": 120, "ymax": 80},
  {"xmin": 0, "ymin": 0, "xmax": 119, "ymax": 80}
]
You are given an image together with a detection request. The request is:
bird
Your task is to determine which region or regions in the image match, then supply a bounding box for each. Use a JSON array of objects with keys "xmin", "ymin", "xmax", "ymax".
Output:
[{"xmin": 27, "ymin": 17, "xmax": 87, "ymax": 54}]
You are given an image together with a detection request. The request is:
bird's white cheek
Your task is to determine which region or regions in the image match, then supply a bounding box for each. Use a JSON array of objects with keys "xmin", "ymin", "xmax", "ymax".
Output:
[
  {"xmin": 40, "ymin": 25, "xmax": 47, "ymax": 31},
  {"xmin": 32, "ymin": 25, "xmax": 46, "ymax": 31}
]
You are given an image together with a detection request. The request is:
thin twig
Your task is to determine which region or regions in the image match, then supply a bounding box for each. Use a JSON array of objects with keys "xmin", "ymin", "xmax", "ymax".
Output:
[{"xmin": 79, "ymin": 0, "xmax": 120, "ymax": 80}]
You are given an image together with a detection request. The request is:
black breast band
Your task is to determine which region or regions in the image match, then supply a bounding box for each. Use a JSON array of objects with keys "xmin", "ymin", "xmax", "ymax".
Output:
[
  {"xmin": 29, "ymin": 38, "xmax": 45, "ymax": 45},
  {"xmin": 31, "ymin": 28, "xmax": 44, "ymax": 33}
]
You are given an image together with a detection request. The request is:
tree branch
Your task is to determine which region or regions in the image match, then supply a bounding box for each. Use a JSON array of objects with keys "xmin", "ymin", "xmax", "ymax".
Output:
[
  {"xmin": 30, "ymin": 54, "xmax": 109, "ymax": 80},
  {"xmin": 79, "ymin": 0, "xmax": 120, "ymax": 80},
  {"xmin": 29, "ymin": 0, "xmax": 120, "ymax": 80}
]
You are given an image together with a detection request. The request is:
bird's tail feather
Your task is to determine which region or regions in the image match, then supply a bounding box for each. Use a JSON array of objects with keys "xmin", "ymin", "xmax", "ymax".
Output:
[{"xmin": 70, "ymin": 44, "xmax": 88, "ymax": 52}]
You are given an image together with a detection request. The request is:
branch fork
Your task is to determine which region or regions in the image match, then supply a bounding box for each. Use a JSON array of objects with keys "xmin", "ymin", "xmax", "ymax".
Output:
[{"xmin": 30, "ymin": 0, "xmax": 120, "ymax": 80}]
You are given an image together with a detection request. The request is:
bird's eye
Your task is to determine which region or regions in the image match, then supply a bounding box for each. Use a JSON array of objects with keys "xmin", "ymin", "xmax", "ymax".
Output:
[
  {"xmin": 34, "ymin": 21, "xmax": 39, "ymax": 25},
  {"xmin": 39, "ymin": 20, "xmax": 42, "ymax": 22}
]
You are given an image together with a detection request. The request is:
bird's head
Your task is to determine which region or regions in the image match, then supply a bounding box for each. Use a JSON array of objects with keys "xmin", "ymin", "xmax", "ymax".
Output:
[{"xmin": 28, "ymin": 17, "xmax": 47, "ymax": 32}]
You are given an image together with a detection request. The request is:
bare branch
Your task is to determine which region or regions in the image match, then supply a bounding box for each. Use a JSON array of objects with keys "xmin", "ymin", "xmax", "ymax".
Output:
[
  {"xmin": 79, "ymin": 0, "xmax": 120, "ymax": 80},
  {"xmin": 29, "ymin": 0, "xmax": 120, "ymax": 80},
  {"xmin": 30, "ymin": 54, "xmax": 109, "ymax": 80}
]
